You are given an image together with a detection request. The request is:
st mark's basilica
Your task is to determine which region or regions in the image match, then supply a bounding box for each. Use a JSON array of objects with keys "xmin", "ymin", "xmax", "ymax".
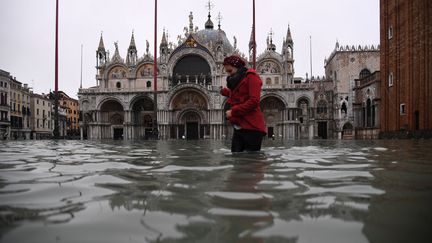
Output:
[{"xmin": 78, "ymin": 9, "xmax": 336, "ymax": 140}]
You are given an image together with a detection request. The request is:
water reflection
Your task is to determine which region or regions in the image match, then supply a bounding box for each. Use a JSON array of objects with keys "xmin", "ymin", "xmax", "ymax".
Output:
[{"xmin": 0, "ymin": 140, "xmax": 431, "ymax": 243}]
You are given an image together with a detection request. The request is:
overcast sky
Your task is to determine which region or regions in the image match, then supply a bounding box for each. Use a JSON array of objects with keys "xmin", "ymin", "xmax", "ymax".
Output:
[{"xmin": 0, "ymin": 0, "xmax": 379, "ymax": 99}]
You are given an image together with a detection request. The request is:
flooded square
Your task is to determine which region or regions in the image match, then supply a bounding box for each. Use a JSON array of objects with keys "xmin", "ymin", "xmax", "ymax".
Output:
[{"xmin": 1, "ymin": 139, "xmax": 431, "ymax": 243}]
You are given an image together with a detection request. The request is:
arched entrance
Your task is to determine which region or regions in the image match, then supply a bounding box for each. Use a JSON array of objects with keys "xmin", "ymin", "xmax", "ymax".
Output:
[
  {"xmin": 180, "ymin": 110, "xmax": 201, "ymax": 140},
  {"xmin": 297, "ymin": 97, "xmax": 311, "ymax": 139},
  {"xmin": 170, "ymin": 89, "xmax": 208, "ymax": 139},
  {"xmin": 82, "ymin": 112, "xmax": 93, "ymax": 139},
  {"xmin": 100, "ymin": 99, "xmax": 124, "ymax": 140},
  {"xmin": 260, "ymin": 96, "xmax": 286, "ymax": 138},
  {"xmin": 342, "ymin": 122, "xmax": 354, "ymax": 139},
  {"xmin": 131, "ymin": 96, "xmax": 154, "ymax": 139}
]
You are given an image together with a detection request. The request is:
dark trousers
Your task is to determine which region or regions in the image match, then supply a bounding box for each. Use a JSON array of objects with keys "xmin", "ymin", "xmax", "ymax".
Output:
[{"xmin": 231, "ymin": 129, "xmax": 264, "ymax": 152}]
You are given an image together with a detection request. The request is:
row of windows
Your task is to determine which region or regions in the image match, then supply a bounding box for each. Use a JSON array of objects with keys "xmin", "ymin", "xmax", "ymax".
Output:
[
  {"xmin": 265, "ymin": 77, "xmax": 280, "ymax": 85},
  {"xmin": 0, "ymin": 81, "xmax": 7, "ymax": 88},
  {"xmin": 116, "ymin": 81, "xmax": 153, "ymax": 89},
  {"xmin": 35, "ymin": 119, "xmax": 51, "ymax": 129},
  {"xmin": 36, "ymin": 99, "xmax": 51, "ymax": 107},
  {"xmin": 63, "ymin": 101, "xmax": 78, "ymax": 107},
  {"xmin": 35, "ymin": 109, "xmax": 51, "ymax": 117}
]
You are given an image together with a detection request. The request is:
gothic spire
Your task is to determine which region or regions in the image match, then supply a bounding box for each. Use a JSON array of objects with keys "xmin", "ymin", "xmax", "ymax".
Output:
[
  {"xmin": 111, "ymin": 42, "xmax": 123, "ymax": 63},
  {"xmin": 128, "ymin": 31, "xmax": 136, "ymax": 50},
  {"xmin": 285, "ymin": 25, "xmax": 293, "ymax": 45},
  {"xmin": 98, "ymin": 32, "xmax": 105, "ymax": 52},
  {"xmin": 161, "ymin": 28, "xmax": 168, "ymax": 46}
]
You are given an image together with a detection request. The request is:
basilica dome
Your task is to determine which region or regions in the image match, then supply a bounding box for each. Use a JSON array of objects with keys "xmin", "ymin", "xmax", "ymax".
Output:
[{"xmin": 193, "ymin": 16, "xmax": 234, "ymax": 54}]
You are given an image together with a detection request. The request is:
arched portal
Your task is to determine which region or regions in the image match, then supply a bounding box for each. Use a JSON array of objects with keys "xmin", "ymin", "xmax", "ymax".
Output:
[
  {"xmin": 342, "ymin": 122, "xmax": 354, "ymax": 139},
  {"xmin": 100, "ymin": 99, "xmax": 124, "ymax": 140},
  {"xmin": 170, "ymin": 89, "xmax": 209, "ymax": 139},
  {"xmin": 131, "ymin": 96, "xmax": 154, "ymax": 139},
  {"xmin": 260, "ymin": 96, "xmax": 286, "ymax": 138}
]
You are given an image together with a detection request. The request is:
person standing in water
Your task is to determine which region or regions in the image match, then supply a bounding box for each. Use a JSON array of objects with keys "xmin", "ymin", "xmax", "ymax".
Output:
[{"xmin": 220, "ymin": 55, "xmax": 266, "ymax": 152}]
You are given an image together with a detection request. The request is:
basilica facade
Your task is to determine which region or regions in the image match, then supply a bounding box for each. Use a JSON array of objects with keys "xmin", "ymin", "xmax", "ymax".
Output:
[{"xmin": 78, "ymin": 11, "xmax": 331, "ymax": 140}]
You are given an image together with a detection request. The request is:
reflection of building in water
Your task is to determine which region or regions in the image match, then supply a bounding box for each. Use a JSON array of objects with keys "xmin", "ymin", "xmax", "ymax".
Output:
[{"xmin": 79, "ymin": 6, "xmax": 373, "ymax": 140}]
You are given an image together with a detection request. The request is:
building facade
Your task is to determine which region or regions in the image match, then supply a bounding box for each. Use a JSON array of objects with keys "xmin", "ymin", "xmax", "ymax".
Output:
[
  {"xmin": 54, "ymin": 91, "xmax": 80, "ymax": 137},
  {"xmin": 0, "ymin": 70, "xmax": 11, "ymax": 139},
  {"xmin": 380, "ymin": 0, "xmax": 432, "ymax": 138},
  {"xmin": 9, "ymin": 77, "xmax": 31, "ymax": 139},
  {"xmin": 324, "ymin": 43, "xmax": 380, "ymax": 139},
  {"xmin": 78, "ymin": 11, "xmax": 338, "ymax": 140},
  {"xmin": 353, "ymin": 71, "xmax": 381, "ymax": 139},
  {"xmin": 30, "ymin": 93, "xmax": 53, "ymax": 139}
]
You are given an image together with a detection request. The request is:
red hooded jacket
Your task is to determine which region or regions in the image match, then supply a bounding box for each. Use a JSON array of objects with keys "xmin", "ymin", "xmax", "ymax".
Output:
[{"xmin": 221, "ymin": 69, "xmax": 267, "ymax": 134}]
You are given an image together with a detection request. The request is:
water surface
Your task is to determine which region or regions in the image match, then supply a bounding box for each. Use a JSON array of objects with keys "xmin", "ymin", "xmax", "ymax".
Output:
[{"xmin": 0, "ymin": 139, "xmax": 431, "ymax": 243}]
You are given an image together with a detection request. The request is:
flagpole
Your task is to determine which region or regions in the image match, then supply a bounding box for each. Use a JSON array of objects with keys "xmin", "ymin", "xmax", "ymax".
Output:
[
  {"xmin": 53, "ymin": 0, "xmax": 59, "ymax": 139},
  {"xmin": 252, "ymin": 0, "xmax": 256, "ymax": 69},
  {"xmin": 153, "ymin": 0, "xmax": 159, "ymax": 139},
  {"xmin": 310, "ymin": 35, "xmax": 313, "ymax": 79},
  {"xmin": 80, "ymin": 44, "xmax": 83, "ymax": 89}
]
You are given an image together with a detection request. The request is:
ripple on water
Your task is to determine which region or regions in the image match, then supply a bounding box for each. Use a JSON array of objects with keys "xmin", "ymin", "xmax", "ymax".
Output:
[
  {"xmin": 206, "ymin": 191, "xmax": 273, "ymax": 200},
  {"xmin": 297, "ymin": 170, "xmax": 373, "ymax": 180},
  {"xmin": 252, "ymin": 216, "xmax": 368, "ymax": 243}
]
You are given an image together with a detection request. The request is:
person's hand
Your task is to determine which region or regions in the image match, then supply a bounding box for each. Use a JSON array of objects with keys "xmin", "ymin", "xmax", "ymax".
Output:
[{"xmin": 226, "ymin": 110, "xmax": 232, "ymax": 119}]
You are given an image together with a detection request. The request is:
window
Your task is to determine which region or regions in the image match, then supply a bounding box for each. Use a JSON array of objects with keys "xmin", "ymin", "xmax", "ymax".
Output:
[
  {"xmin": 359, "ymin": 69, "xmax": 371, "ymax": 79},
  {"xmin": 317, "ymin": 100, "xmax": 327, "ymax": 114},
  {"xmin": 400, "ymin": 103, "xmax": 406, "ymax": 115},
  {"xmin": 266, "ymin": 78, "xmax": 272, "ymax": 85},
  {"xmin": 43, "ymin": 101, "xmax": 45, "ymax": 106},
  {"xmin": 388, "ymin": 72, "xmax": 394, "ymax": 87},
  {"xmin": 37, "ymin": 99, "xmax": 39, "ymax": 104},
  {"xmin": 388, "ymin": 26, "xmax": 393, "ymax": 39},
  {"xmin": 146, "ymin": 81, "xmax": 152, "ymax": 88},
  {"xmin": 116, "ymin": 82, "xmax": 121, "ymax": 89},
  {"xmin": 37, "ymin": 109, "xmax": 39, "ymax": 115}
]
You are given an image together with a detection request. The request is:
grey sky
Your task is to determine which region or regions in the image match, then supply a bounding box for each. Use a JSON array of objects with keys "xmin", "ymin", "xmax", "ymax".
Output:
[{"xmin": 0, "ymin": 0, "xmax": 379, "ymax": 99}]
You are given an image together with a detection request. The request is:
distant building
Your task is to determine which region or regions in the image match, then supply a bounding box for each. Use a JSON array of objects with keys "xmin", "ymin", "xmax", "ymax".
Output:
[
  {"xmin": 0, "ymin": 70, "xmax": 11, "ymax": 139},
  {"xmin": 353, "ymin": 71, "xmax": 381, "ymax": 139},
  {"xmin": 30, "ymin": 93, "xmax": 52, "ymax": 139},
  {"xmin": 9, "ymin": 76, "xmax": 31, "ymax": 139},
  {"xmin": 53, "ymin": 91, "xmax": 80, "ymax": 137},
  {"xmin": 380, "ymin": 0, "xmax": 432, "ymax": 138},
  {"xmin": 324, "ymin": 42, "xmax": 380, "ymax": 139}
]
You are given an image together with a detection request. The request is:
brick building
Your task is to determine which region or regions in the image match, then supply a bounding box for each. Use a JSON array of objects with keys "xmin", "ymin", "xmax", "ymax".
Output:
[{"xmin": 380, "ymin": 0, "xmax": 432, "ymax": 138}]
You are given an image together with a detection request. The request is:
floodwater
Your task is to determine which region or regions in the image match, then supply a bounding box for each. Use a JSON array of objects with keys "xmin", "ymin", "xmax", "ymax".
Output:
[{"xmin": 0, "ymin": 139, "xmax": 431, "ymax": 243}]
